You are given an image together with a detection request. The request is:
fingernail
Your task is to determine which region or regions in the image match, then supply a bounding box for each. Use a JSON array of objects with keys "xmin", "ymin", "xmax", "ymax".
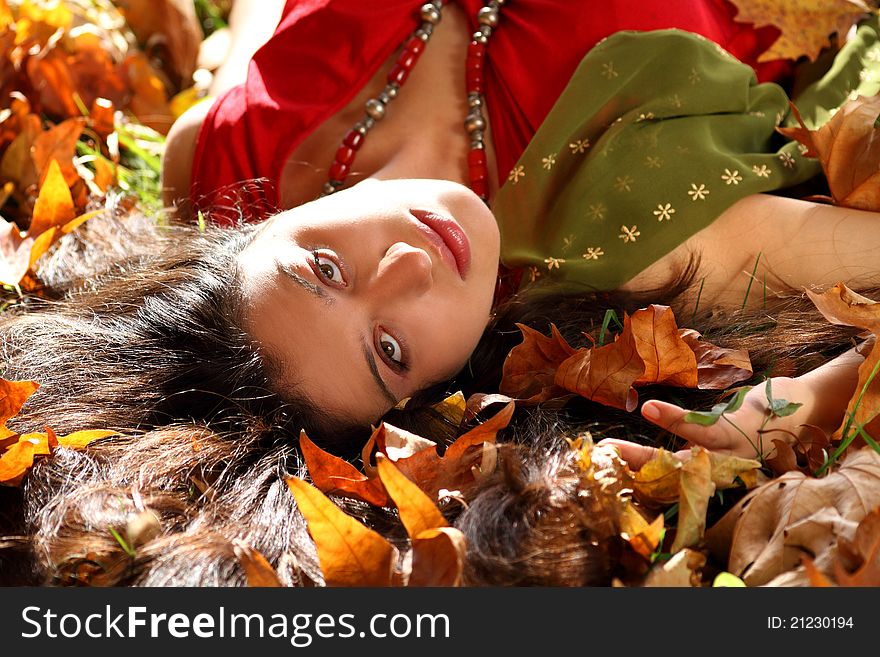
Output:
[{"xmin": 641, "ymin": 404, "xmax": 660, "ymax": 421}]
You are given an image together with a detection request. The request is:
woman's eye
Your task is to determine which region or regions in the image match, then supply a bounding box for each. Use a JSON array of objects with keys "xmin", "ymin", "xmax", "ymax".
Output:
[
  {"xmin": 378, "ymin": 330, "xmax": 403, "ymax": 366},
  {"xmin": 313, "ymin": 252, "xmax": 344, "ymax": 284}
]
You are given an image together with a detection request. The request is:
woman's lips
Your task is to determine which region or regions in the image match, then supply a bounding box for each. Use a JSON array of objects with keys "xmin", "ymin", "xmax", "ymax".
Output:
[{"xmin": 409, "ymin": 209, "xmax": 471, "ymax": 279}]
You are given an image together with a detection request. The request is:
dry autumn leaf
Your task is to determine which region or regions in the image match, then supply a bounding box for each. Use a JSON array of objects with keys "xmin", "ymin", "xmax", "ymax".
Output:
[
  {"xmin": 805, "ymin": 283, "xmax": 880, "ymax": 443},
  {"xmin": 670, "ymin": 448, "xmax": 714, "ymax": 554},
  {"xmin": 778, "ymin": 96, "xmax": 880, "ymax": 212},
  {"xmin": 555, "ymin": 318, "xmax": 643, "ymax": 411},
  {"xmin": 501, "ymin": 306, "xmax": 752, "ymax": 411},
  {"xmin": 0, "ymin": 427, "xmax": 117, "ymax": 486},
  {"xmin": 833, "ymin": 507, "xmax": 880, "ymax": 585},
  {"xmin": 233, "ymin": 541, "xmax": 283, "ymax": 587},
  {"xmin": 0, "ymin": 377, "xmax": 38, "ymax": 442},
  {"xmin": 728, "ymin": 0, "xmax": 873, "ymax": 62},
  {"xmin": 500, "ymin": 323, "xmax": 576, "ymax": 402},
  {"xmin": 717, "ymin": 447, "xmax": 880, "ymax": 586},
  {"xmin": 28, "ymin": 157, "xmax": 74, "ymax": 236},
  {"xmin": 286, "ymin": 476, "xmax": 397, "ymax": 587},
  {"xmin": 409, "ymin": 527, "xmax": 466, "ymax": 587},
  {"xmin": 299, "ymin": 430, "xmax": 388, "ymax": 506},
  {"xmin": 116, "ymin": 0, "xmax": 202, "ymax": 89},
  {"xmin": 303, "ymin": 401, "xmax": 513, "ymax": 506},
  {"xmin": 632, "ymin": 446, "xmax": 761, "ymax": 554},
  {"xmin": 32, "ymin": 116, "xmax": 85, "ymax": 186},
  {"xmin": 376, "ymin": 454, "xmax": 447, "ymax": 538},
  {"xmin": 376, "ymin": 455, "xmax": 465, "ymax": 587},
  {"xmin": 642, "ymin": 548, "xmax": 706, "ymax": 587}
]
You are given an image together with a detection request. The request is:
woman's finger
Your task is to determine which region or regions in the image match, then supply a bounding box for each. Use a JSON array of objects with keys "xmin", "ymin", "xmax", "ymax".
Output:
[
  {"xmin": 640, "ymin": 399, "xmax": 733, "ymax": 450},
  {"xmin": 597, "ymin": 438, "xmax": 661, "ymax": 470}
]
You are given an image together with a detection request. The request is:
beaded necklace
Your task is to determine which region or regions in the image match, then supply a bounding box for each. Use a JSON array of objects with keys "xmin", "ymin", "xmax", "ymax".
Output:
[{"xmin": 320, "ymin": 0, "xmax": 505, "ymax": 204}]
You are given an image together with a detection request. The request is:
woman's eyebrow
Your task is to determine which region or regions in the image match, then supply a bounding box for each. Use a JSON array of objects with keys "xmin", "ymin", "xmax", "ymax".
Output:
[
  {"xmin": 361, "ymin": 341, "xmax": 398, "ymax": 408},
  {"xmin": 277, "ymin": 260, "xmax": 332, "ymax": 303}
]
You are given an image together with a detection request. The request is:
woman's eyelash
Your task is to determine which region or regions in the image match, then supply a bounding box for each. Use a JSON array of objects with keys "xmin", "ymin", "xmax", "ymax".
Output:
[
  {"xmin": 377, "ymin": 327, "xmax": 410, "ymax": 374},
  {"xmin": 308, "ymin": 246, "xmax": 346, "ymax": 285}
]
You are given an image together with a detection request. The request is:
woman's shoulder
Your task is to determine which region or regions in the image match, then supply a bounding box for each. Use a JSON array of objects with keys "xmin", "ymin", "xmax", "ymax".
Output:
[{"xmin": 161, "ymin": 97, "xmax": 217, "ymax": 215}]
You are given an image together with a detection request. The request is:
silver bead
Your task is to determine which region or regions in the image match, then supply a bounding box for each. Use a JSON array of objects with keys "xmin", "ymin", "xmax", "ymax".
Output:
[
  {"xmin": 354, "ymin": 122, "xmax": 368, "ymax": 135},
  {"xmin": 465, "ymin": 114, "xmax": 486, "ymax": 133},
  {"xmin": 365, "ymin": 99, "xmax": 386, "ymax": 121},
  {"xmin": 322, "ymin": 182, "xmax": 337, "ymax": 195},
  {"xmin": 420, "ymin": 4, "xmax": 441, "ymax": 24},
  {"xmin": 378, "ymin": 91, "xmax": 392, "ymax": 105},
  {"xmin": 478, "ymin": 7, "xmax": 499, "ymax": 28},
  {"xmin": 467, "ymin": 94, "xmax": 483, "ymax": 108},
  {"xmin": 383, "ymin": 83, "xmax": 399, "ymax": 100},
  {"xmin": 470, "ymin": 140, "xmax": 485, "ymax": 150},
  {"xmin": 472, "ymin": 31, "xmax": 488, "ymax": 44},
  {"xmin": 492, "ymin": 0, "xmax": 506, "ymax": 6},
  {"xmin": 415, "ymin": 28, "xmax": 431, "ymax": 41},
  {"xmin": 479, "ymin": 24, "xmax": 493, "ymax": 38},
  {"xmin": 362, "ymin": 116, "xmax": 376, "ymax": 130}
]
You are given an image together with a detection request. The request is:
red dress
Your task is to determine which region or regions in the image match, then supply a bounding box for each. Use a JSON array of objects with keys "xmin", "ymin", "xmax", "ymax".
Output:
[{"xmin": 190, "ymin": 0, "xmax": 788, "ymax": 222}]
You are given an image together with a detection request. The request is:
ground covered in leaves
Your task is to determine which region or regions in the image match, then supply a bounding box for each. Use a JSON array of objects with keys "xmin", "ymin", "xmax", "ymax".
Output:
[{"xmin": 1, "ymin": 0, "xmax": 880, "ymax": 588}]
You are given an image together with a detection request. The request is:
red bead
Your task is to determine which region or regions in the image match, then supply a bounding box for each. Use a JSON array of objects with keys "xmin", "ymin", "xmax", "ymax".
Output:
[
  {"xmin": 397, "ymin": 48, "xmax": 419, "ymax": 71},
  {"xmin": 343, "ymin": 129, "xmax": 364, "ymax": 150},
  {"xmin": 328, "ymin": 161, "xmax": 350, "ymax": 182},
  {"xmin": 466, "ymin": 70, "xmax": 484, "ymax": 93},
  {"xmin": 334, "ymin": 145, "xmax": 355, "ymax": 166},
  {"xmin": 468, "ymin": 148, "xmax": 486, "ymax": 168},
  {"xmin": 404, "ymin": 36, "xmax": 426, "ymax": 57},
  {"xmin": 388, "ymin": 64, "xmax": 410, "ymax": 86},
  {"xmin": 467, "ymin": 41, "xmax": 486, "ymax": 64},
  {"xmin": 471, "ymin": 178, "xmax": 488, "ymax": 199},
  {"xmin": 468, "ymin": 149, "xmax": 488, "ymax": 182}
]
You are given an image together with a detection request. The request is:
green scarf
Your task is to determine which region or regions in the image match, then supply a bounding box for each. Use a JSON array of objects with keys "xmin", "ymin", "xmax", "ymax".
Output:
[{"xmin": 492, "ymin": 20, "xmax": 880, "ymax": 292}]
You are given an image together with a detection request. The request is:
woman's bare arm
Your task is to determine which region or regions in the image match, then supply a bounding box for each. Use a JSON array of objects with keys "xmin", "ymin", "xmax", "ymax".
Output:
[
  {"xmin": 160, "ymin": 0, "xmax": 286, "ymax": 211},
  {"xmin": 622, "ymin": 194, "xmax": 880, "ymax": 310}
]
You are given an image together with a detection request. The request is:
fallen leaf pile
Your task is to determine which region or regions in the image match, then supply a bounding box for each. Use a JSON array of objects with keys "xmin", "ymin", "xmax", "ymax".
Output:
[
  {"xmin": 0, "ymin": 377, "xmax": 115, "ymax": 485},
  {"xmin": 499, "ymin": 304, "xmax": 753, "ymax": 410},
  {"xmin": 0, "ymin": 0, "xmax": 209, "ymax": 290}
]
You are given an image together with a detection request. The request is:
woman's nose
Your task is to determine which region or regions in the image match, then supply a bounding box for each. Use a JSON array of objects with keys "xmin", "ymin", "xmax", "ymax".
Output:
[{"xmin": 374, "ymin": 242, "xmax": 433, "ymax": 299}]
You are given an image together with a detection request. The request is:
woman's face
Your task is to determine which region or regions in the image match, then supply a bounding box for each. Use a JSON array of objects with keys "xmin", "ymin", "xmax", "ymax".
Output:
[{"xmin": 238, "ymin": 178, "xmax": 501, "ymax": 426}]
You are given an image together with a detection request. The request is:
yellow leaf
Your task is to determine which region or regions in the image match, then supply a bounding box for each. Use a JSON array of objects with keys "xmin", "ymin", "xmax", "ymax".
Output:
[
  {"xmin": 632, "ymin": 448, "xmax": 684, "ymax": 505},
  {"xmin": 27, "ymin": 226, "xmax": 57, "ymax": 270},
  {"xmin": 670, "ymin": 447, "xmax": 715, "ymax": 553},
  {"xmin": 713, "ymin": 572, "xmax": 747, "ymax": 587},
  {"xmin": 376, "ymin": 454, "xmax": 447, "ymax": 539},
  {"xmin": 286, "ymin": 477, "xmax": 396, "ymax": 586},
  {"xmin": 29, "ymin": 159, "xmax": 74, "ymax": 238},
  {"xmin": 0, "ymin": 436, "xmax": 41, "ymax": 486},
  {"xmin": 56, "ymin": 429, "xmax": 117, "ymax": 449},
  {"xmin": 729, "ymin": 0, "xmax": 873, "ymax": 62},
  {"xmin": 620, "ymin": 505, "xmax": 665, "ymax": 560}
]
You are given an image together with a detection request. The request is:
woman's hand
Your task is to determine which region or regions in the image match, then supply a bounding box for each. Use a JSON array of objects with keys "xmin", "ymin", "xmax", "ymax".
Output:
[
  {"xmin": 601, "ymin": 348, "xmax": 864, "ymax": 470},
  {"xmin": 639, "ymin": 377, "xmax": 807, "ymax": 460}
]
